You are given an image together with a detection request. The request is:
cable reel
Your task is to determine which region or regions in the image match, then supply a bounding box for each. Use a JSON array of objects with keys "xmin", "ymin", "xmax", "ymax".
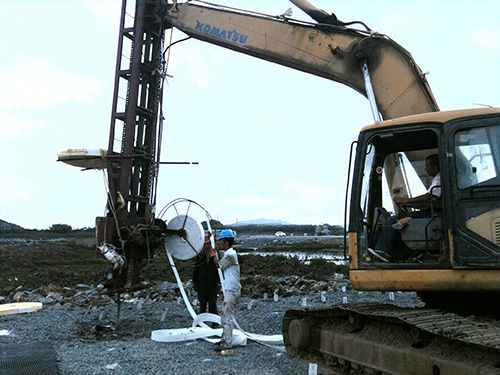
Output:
[{"xmin": 157, "ymin": 198, "xmax": 217, "ymax": 260}]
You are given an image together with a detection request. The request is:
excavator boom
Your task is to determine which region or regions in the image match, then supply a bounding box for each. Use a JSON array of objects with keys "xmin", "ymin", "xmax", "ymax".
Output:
[{"xmin": 163, "ymin": 1, "xmax": 439, "ymax": 120}]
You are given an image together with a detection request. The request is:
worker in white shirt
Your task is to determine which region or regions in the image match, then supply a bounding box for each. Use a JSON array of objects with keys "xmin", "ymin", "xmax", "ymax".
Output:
[{"xmin": 214, "ymin": 229, "xmax": 241, "ymax": 351}]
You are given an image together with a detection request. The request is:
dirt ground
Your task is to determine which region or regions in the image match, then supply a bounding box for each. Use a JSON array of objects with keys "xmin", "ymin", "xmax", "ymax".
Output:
[{"xmin": 0, "ymin": 237, "xmax": 346, "ymax": 293}]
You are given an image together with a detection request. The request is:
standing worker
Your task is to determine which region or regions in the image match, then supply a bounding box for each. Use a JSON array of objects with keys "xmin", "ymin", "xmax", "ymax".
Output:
[
  {"xmin": 214, "ymin": 229, "xmax": 241, "ymax": 351},
  {"xmin": 192, "ymin": 231, "xmax": 219, "ymax": 316}
]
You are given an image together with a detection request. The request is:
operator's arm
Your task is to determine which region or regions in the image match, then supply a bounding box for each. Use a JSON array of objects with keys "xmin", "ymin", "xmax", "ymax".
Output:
[
  {"xmin": 394, "ymin": 193, "xmax": 433, "ymax": 206},
  {"xmin": 395, "ymin": 173, "xmax": 441, "ymax": 206}
]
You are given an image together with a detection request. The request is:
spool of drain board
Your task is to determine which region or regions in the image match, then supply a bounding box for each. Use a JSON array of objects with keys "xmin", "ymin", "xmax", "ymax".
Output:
[{"xmin": 164, "ymin": 214, "xmax": 205, "ymax": 260}]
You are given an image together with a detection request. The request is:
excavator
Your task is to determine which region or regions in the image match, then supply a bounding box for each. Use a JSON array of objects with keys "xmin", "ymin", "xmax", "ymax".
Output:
[{"xmin": 58, "ymin": 0, "xmax": 500, "ymax": 373}]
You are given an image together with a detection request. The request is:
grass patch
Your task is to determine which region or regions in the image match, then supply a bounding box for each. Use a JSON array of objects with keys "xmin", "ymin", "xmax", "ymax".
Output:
[{"xmin": 239, "ymin": 254, "xmax": 348, "ymax": 280}]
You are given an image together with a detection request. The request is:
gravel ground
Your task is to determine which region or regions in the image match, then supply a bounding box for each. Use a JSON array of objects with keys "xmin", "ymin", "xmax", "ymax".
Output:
[{"xmin": 1, "ymin": 279, "xmax": 423, "ymax": 375}]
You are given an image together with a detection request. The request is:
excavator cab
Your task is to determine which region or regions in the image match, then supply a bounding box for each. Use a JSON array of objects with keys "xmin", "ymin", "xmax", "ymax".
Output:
[
  {"xmin": 357, "ymin": 126, "xmax": 444, "ymax": 263},
  {"xmin": 348, "ymin": 109, "xmax": 500, "ymax": 292}
]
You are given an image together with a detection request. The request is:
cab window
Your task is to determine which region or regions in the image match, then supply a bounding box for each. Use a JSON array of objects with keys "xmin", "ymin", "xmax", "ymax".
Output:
[{"xmin": 455, "ymin": 125, "xmax": 500, "ymax": 189}]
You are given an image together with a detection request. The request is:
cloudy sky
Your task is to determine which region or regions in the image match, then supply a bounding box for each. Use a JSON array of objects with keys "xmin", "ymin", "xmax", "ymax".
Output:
[{"xmin": 1, "ymin": 1, "xmax": 499, "ymax": 229}]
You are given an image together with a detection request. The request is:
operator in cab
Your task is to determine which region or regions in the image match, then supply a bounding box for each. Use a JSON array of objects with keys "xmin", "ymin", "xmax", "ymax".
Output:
[
  {"xmin": 369, "ymin": 154, "xmax": 441, "ymax": 262},
  {"xmin": 393, "ymin": 153, "xmax": 441, "ymax": 213}
]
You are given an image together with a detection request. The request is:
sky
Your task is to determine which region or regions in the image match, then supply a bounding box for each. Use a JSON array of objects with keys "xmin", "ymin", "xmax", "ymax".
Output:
[{"xmin": 1, "ymin": 1, "xmax": 499, "ymax": 229}]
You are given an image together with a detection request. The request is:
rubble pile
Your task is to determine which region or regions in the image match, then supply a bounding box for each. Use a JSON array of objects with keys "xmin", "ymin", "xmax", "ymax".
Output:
[{"xmin": 0, "ymin": 274, "xmax": 346, "ymax": 308}]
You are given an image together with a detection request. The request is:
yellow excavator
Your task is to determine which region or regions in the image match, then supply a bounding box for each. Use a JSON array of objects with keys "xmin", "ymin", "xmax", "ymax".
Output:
[{"xmin": 61, "ymin": 0, "xmax": 500, "ymax": 373}]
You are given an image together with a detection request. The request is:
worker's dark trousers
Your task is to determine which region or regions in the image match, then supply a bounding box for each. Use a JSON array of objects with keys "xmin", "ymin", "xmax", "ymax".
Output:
[
  {"xmin": 199, "ymin": 287, "xmax": 218, "ymax": 315},
  {"xmin": 376, "ymin": 210, "xmax": 431, "ymax": 260}
]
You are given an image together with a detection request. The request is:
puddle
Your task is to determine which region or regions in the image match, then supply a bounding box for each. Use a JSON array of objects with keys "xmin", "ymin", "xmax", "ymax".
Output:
[{"xmin": 240, "ymin": 250, "xmax": 347, "ymax": 265}]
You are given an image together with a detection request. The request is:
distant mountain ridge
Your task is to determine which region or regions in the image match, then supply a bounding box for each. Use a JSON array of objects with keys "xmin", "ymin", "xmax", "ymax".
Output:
[
  {"xmin": 231, "ymin": 218, "xmax": 291, "ymax": 226},
  {"xmin": 0, "ymin": 219, "xmax": 23, "ymax": 230}
]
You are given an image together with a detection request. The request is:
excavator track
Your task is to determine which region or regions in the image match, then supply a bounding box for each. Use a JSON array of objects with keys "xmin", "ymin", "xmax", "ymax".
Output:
[{"xmin": 283, "ymin": 303, "xmax": 500, "ymax": 375}]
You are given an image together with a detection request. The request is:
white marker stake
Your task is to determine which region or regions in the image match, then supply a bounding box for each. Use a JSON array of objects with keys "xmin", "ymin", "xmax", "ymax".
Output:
[
  {"xmin": 342, "ymin": 296, "xmax": 348, "ymax": 304},
  {"xmin": 308, "ymin": 363, "xmax": 318, "ymax": 375},
  {"xmin": 388, "ymin": 292, "xmax": 395, "ymax": 301},
  {"xmin": 273, "ymin": 290, "xmax": 279, "ymax": 302},
  {"xmin": 321, "ymin": 291, "xmax": 326, "ymax": 303},
  {"xmin": 161, "ymin": 309, "xmax": 168, "ymax": 323},
  {"xmin": 301, "ymin": 297, "xmax": 307, "ymax": 307}
]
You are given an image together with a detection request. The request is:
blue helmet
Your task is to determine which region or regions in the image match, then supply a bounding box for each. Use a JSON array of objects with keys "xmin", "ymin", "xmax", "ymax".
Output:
[{"xmin": 218, "ymin": 229, "xmax": 235, "ymax": 240}]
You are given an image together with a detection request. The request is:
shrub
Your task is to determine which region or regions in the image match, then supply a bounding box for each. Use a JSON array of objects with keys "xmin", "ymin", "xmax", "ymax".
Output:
[{"xmin": 49, "ymin": 224, "xmax": 73, "ymax": 233}]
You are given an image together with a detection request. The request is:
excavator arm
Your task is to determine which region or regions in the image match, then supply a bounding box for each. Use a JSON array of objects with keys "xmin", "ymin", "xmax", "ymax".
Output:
[
  {"xmin": 163, "ymin": 0, "xmax": 439, "ymax": 120},
  {"xmin": 79, "ymin": 0, "xmax": 440, "ymax": 290}
]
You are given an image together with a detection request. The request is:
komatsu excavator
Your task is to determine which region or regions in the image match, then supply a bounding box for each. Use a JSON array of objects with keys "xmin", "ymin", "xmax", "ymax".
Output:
[{"xmin": 59, "ymin": 0, "xmax": 500, "ymax": 373}]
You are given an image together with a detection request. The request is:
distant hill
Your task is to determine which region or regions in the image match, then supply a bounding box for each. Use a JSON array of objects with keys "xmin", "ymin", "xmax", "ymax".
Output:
[
  {"xmin": 231, "ymin": 218, "xmax": 291, "ymax": 226},
  {"xmin": 0, "ymin": 219, "xmax": 23, "ymax": 230}
]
